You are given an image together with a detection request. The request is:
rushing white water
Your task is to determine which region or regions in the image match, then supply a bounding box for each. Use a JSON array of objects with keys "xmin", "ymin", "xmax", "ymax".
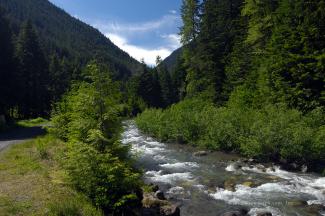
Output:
[{"xmin": 122, "ymin": 121, "xmax": 325, "ymax": 216}]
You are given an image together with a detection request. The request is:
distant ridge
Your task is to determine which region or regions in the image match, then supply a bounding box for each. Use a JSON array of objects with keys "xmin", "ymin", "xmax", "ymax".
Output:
[{"xmin": 0, "ymin": 0, "xmax": 142, "ymax": 79}]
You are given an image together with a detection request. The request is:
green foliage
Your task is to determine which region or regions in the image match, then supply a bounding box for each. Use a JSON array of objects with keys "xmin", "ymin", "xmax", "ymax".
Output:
[
  {"xmin": 136, "ymin": 98, "xmax": 325, "ymax": 166},
  {"xmin": 66, "ymin": 142, "xmax": 140, "ymax": 212},
  {"xmin": 15, "ymin": 20, "xmax": 50, "ymax": 118},
  {"xmin": 51, "ymin": 63, "xmax": 141, "ymax": 213},
  {"xmin": 180, "ymin": 0, "xmax": 200, "ymax": 44},
  {"xmin": 16, "ymin": 117, "xmax": 48, "ymax": 127},
  {"xmin": 0, "ymin": 0, "xmax": 142, "ymax": 79},
  {"xmin": 36, "ymin": 138, "xmax": 49, "ymax": 160}
]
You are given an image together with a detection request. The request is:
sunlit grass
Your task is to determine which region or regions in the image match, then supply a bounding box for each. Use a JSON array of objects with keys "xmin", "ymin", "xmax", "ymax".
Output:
[
  {"xmin": 0, "ymin": 135, "xmax": 102, "ymax": 216},
  {"xmin": 16, "ymin": 117, "xmax": 49, "ymax": 128}
]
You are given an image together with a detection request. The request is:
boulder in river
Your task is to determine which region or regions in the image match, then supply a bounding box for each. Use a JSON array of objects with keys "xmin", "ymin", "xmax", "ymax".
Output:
[
  {"xmin": 155, "ymin": 190, "xmax": 166, "ymax": 200},
  {"xmin": 242, "ymin": 181, "xmax": 254, "ymax": 187},
  {"xmin": 142, "ymin": 193, "xmax": 169, "ymax": 208},
  {"xmin": 193, "ymin": 151, "xmax": 208, "ymax": 157},
  {"xmin": 151, "ymin": 184, "xmax": 159, "ymax": 192},
  {"xmin": 301, "ymin": 164, "xmax": 308, "ymax": 173},
  {"xmin": 287, "ymin": 199, "xmax": 308, "ymax": 207},
  {"xmin": 256, "ymin": 212, "xmax": 272, "ymax": 216},
  {"xmin": 223, "ymin": 179, "xmax": 236, "ymax": 191},
  {"xmin": 305, "ymin": 204, "xmax": 325, "ymax": 214},
  {"xmin": 160, "ymin": 204, "xmax": 180, "ymax": 216},
  {"xmin": 220, "ymin": 208, "xmax": 248, "ymax": 216}
]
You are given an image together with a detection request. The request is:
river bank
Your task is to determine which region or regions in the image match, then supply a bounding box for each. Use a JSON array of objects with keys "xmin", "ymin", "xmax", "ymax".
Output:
[{"xmin": 123, "ymin": 121, "xmax": 325, "ymax": 216}]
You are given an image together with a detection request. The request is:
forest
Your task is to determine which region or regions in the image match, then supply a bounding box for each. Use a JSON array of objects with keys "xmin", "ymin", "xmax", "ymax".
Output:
[
  {"xmin": 0, "ymin": 0, "xmax": 324, "ymax": 215},
  {"xmin": 136, "ymin": 0, "xmax": 325, "ymax": 172}
]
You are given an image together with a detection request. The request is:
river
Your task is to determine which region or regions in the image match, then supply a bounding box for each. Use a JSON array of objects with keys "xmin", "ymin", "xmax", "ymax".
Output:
[{"xmin": 121, "ymin": 121, "xmax": 325, "ymax": 216}]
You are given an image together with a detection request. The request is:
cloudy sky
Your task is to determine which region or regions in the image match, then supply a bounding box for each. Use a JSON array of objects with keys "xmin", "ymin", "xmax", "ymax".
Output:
[{"xmin": 49, "ymin": 0, "xmax": 183, "ymax": 65}]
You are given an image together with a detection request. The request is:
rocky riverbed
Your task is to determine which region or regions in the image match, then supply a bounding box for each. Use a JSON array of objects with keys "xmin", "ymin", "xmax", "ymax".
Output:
[{"xmin": 122, "ymin": 121, "xmax": 325, "ymax": 216}]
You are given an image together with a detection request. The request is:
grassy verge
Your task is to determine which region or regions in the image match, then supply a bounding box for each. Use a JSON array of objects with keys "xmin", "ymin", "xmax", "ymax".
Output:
[
  {"xmin": 16, "ymin": 117, "xmax": 49, "ymax": 128},
  {"xmin": 0, "ymin": 135, "xmax": 102, "ymax": 216}
]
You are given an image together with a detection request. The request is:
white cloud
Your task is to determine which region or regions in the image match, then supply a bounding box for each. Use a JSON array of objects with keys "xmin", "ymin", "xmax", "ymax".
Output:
[
  {"xmin": 94, "ymin": 14, "xmax": 180, "ymax": 35},
  {"xmin": 169, "ymin": 10, "xmax": 177, "ymax": 14},
  {"xmin": 107, "ymin": 33, "xmax": 171, "ymax": 66},
  {"xmin": 92, "ymin": 14, "xmax": 182, "ymax": 66},
  {"xmin": 161, "ymin": 34, "xmax": 181, "ymax": 49}
]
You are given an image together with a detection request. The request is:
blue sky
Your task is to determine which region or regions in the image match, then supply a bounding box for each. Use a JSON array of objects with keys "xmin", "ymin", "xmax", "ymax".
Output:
[{"xmin": 49, "ymin": 0, "xmax": 183, "ymax": 65}]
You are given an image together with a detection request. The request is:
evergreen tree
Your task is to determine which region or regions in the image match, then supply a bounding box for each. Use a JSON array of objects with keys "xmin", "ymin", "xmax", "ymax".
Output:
[
  {"xmin": 137, "ymin": 62, "xmax": 161, "ymax": 107},
  {"xmin": 171, "ymin": 55, "xmax": 187, "ymax": 101},
  {"xmin": 157, "ymin": 62, "xmax": 174, "ymax": 107},
  {"xmin": 49, "ymin": 54, "xmax": 71, "ymax": 102},
  {"xmin": 186, "ymin": 0, "xmax": 243, "ymax": 102},
  {"xmin": 266, "ymin": 0, "xmax": 325, "ymax": 110},
  {"xmin": 15, "ymin": 20, "xmax": 49, "ymax": 117},
  {"xmin": 0, "ymin": 8, "xmax": 16, "ymax": 118},
  {"xmin": 180, "ymin": 0, "xmax": 200, "ymax": 45}
]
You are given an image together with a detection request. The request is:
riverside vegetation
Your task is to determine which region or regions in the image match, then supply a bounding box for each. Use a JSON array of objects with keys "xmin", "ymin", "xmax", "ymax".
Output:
[
  {"xmin": 0, "ymin": 0, "xmax": 324, "ymax": 215},
  {"xmin": 50, "ymin": 63, "xmax": 142, "ymax": 215},
  {"xmin": 136, "ymin": 0, "xmax": 325, "ymax": 173}
]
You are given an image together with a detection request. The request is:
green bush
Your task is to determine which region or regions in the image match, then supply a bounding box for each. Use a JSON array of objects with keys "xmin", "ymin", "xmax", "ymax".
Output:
[
  {"xmin": 136, "ymin": 98, "xmax": 325, "ymax": 166},
  {"xmin": 50, "ymin": 63, "xmax": 141, "ymax": 213}
]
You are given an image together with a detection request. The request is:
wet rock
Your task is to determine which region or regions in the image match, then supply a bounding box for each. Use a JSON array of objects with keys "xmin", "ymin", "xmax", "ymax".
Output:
[
  {"xmin": 256, "ymin": 212, "xmax": 272, "ymax": 216},
  {"xmin": 256, "ymin": 164, "xmax": 265, "ymax": 170},
  {"xmin": 193, "ymin": 151, "xmax": 208, "ymax": 157},
  {"xmin": 279, "ymin": 158, "xmax": 287, "ymax": 165},
  {"xmin": 290, "ymin": 163, "xmax": 299, "ymax": 170},
  {"xmin": 287, "ymin": 199, "xmax": 308, "ymax": 207},
  {"xmin": 220, "ymin": 208, "xmax": 248, "ymax": 216},
  {"xmin": 243, "ymin": 158, "xmax": 256, "ymax": 164},
  {"xmin": 242, "ymin": 181, "xmax": 254, "ymax": 187},
  {"xmin": 160, "ymin": 205, "xmax": 180, "ymax": 216},
  {"xmin": 266, "ymin": 175, "xmax": 280, "ymax": 181},
  {"xmin": 150, "ymin": 184, "xmax": 159, "ymax": 192},
  {"xmin": 142, "ymin": 193, "xmax": 168, "ymax": 208},
  {"xmin": 224, "ymin": 179, "xmax": 236, "ymax": 191},
  {"xmin": 305, "ymin": 204, "xmax": 325, "ymax": 214},
  {"xmin": 301, "ymin": 164, "xmax": 308, "ymax": 173},
  {"xmin": 155, "ymin": 190, "xmax": 166, "ymax": 200}
]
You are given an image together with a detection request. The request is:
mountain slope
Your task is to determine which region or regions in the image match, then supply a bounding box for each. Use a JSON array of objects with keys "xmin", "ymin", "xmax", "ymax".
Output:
[
  {"xmin": 0, "ymin": 0, "xmax": 142, "ymax": 79},
  {"xmin": 162, "ymin": 47, "xmax": 183, "ymax": 72}
]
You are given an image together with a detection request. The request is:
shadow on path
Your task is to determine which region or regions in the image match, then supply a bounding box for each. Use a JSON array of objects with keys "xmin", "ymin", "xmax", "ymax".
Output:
[{"xmin": 0, "ymin": 126, "xmax": 47, "ymax": 152}]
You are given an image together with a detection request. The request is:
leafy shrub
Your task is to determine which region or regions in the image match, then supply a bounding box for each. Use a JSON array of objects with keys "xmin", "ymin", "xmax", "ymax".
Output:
[
  {"xmin": 136, "ymin": 98, "xmax": 325, "ymax": 166},
  {"xmin": 50, "ymin": 63, "xmax": 141, "ymax": 213}
]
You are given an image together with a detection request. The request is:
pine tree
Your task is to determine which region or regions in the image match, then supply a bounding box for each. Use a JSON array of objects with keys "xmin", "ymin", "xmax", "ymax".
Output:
[
  {"xmin": 180, "ymin": 0, "xmax": 200, "ymax": 45},
  {"xmin": 186, "ymin": 0, "xmax": 243, "ymax": 102},
  {"xmin": 49, "ymin": 54, "xmax": 71, "ymax": 102},
  {"xmin": 171, "ymin": 55, "xmax": 187, "ymax": 101},
  {"xmin": 0, "ymin": 8, "xmax": 16, "ymax": 118},
  {"xmin": 157, "ymin": 64, "xmax": 174, "ymax": 107},
  {"xmin": 16, "ymin": 20, "xmax": 49, "ymax": 117},
  {"xmin": 266, "ymin": 0, "xmax": 325, "ymax": 110},
  {"xmin": 137, "ymin": 63, "xmax": 161, "ymax": 107}
]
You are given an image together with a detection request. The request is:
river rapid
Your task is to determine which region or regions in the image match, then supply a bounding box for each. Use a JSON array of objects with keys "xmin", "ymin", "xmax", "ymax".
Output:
[{"xmin": 121, "ymin": 121, "xmax": 325, "ymax": 216}]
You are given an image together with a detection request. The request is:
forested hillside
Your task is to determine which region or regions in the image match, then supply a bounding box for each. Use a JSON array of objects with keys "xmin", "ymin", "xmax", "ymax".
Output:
[
  {"xmin": 0, "ymin": 0, "xmax": 146, "ymax": 120},
  {"xmin": 136, "ymin": 0, "xmax": 325, "ymax": 172},
  {"xmin": 0, "ymin": 0, "xmax": 142, "ymax": 79}
]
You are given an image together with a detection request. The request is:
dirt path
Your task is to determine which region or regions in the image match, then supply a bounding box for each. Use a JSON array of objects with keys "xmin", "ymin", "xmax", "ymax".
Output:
[{"xmin": 0, "ymin": 126, "xmax": 46, "ymax": 152}]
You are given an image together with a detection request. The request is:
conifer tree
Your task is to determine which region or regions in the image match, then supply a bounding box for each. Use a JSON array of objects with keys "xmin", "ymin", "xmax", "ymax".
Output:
[
  {"xmin": 266, "ymin": 0, "xmax": 325, "ymax": 110},
  {"xmin": 16, "ymin": 21, "xmax": 49, "ymax": 117},
  {"xmin": 0, "ymin": 8, "xmax": 15, "ymax": 118}
]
